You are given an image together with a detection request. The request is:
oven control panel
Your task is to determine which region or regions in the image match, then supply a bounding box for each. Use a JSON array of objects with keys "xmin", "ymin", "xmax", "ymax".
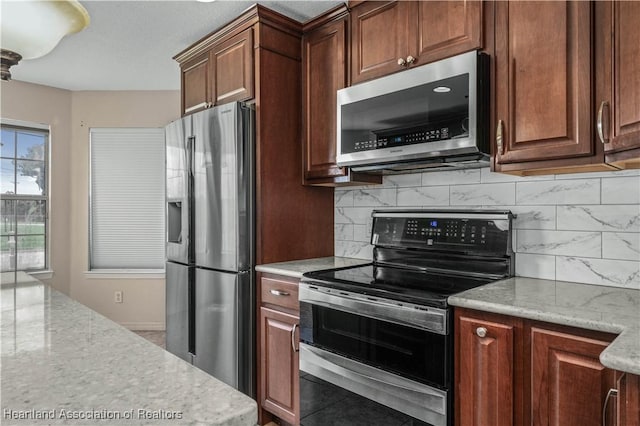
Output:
[{"xmin": 371, "ymin": 212, "xmax": 512, "ymax": 255}]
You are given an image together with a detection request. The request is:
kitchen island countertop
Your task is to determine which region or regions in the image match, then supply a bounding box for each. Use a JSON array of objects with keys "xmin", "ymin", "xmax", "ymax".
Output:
[
  {"xmin": 449, "ymin": 277, "xmax": 640, "ymax": 376},
  {"xmin": 0, "ymin": 273, "xmax": 257, "ymax": 426},
  {"xmin": 255, "ymin": 256, "xmax": 370, "ymax": 279}
]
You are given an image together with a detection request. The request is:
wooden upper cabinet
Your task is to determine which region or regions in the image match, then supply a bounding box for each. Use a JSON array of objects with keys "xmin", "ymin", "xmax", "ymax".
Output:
[
  {"xmin": 210, "ymin": 28, "xmax": 254, "ymax": 106},
  {"xmin": 455, "ymin": 309, "xmax": 518, "ymax": 426},
  {"xmin": 181, "ymin": 53, "xmax": 210, "ymax": 115},
  {"xmin": 350, "ymin": 1, "xmax": 482, "ymax": 85},
  {"xmin": 597, "ymin": 1, "xmax": 640, "ymax": 169},
  {"xmin": 302, "ymin": 7, "xmax": 382, "ymax": 186},
  {"xmin": 350, "ymin": 1, "xmax": 410, "ymax": 84},
  {"xmin": 494, "ymin": 1, "xmax": 598, "ymax": 170},
  {"xmin": 415, "ymin": 1, "xmax": 482, "ymax": 65},
  {"xmin": 303, "ymin": 17, "xmax": 348, "ymax": 181},
  {"xmin": 529, "ymin": 326, "xmax": 615, "ymax": 426}
]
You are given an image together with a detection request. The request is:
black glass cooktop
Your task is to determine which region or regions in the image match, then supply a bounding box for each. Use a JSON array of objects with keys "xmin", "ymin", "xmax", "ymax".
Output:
[{"xmin": 302, "ymin": 263, "xmax": 494, "ymax": 309}]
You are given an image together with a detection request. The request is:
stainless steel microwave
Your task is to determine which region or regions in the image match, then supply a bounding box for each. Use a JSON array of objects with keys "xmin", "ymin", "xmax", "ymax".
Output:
[{"xmin": 337, "ymin": 51, "xmax": 489, "ymax": 173}]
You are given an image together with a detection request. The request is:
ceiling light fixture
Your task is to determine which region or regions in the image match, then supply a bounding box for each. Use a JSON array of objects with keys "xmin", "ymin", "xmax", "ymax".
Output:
[
  {"xmin": 0, "ymin": 0, "xmax": 90, "ymax": 81},
  {"xmin": 433, "ymin": 86, "xmax": 451, "ymax": 93}
]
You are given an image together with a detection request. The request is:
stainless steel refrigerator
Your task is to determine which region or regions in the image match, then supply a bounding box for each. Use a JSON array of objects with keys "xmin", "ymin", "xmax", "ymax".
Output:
[{"xmin": 165, "ymin": 102, "xmax": 254, "ymax": 397}]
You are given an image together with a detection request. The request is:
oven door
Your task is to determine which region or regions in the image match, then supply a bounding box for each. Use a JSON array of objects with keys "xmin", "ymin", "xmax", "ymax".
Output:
[{"xmin": 298, "ymin": 282, "xmax": 451, "ymax": 426}]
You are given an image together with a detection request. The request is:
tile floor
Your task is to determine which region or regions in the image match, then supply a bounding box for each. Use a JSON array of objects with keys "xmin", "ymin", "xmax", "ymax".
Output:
[{"xmin": 133, "ymin": 330, "xmax": 166, "ymax": 349}]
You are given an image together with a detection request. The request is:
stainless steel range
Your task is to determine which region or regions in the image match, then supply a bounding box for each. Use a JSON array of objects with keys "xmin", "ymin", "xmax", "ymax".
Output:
[{"xmin": 298, "ymin": 210, "xmax": 514, "ymax": 426}]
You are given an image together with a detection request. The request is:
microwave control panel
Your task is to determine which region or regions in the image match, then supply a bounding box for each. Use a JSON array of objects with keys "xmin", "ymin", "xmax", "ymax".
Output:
[{"xmin": 354, "ymin": 126, "xmax": 454, "ymax": 151}]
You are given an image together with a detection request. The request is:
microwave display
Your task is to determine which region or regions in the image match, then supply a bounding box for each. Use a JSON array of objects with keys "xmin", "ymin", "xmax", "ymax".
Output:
[{"xmin": 340, "ymin": 73, "xmax": 469, "ymax": 155}]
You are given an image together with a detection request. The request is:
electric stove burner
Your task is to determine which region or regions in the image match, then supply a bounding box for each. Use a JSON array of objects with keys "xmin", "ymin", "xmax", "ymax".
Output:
[{"xmin": 303, "ymin": 263, "xmax": 494, "ymax": 308}]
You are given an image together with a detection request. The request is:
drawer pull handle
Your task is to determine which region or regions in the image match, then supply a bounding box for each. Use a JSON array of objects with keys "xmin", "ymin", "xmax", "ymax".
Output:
[
  {"xmin": 476, "ymin": 327, "xmax": 487, "ymax": 338},
  {"xmin": 496, "ymin": 120, "xmax": 504, "ymax": 155},
  {"xmin": 291, "ymin": 324, "xmax": 299, "ymax": 352},
  {"xmin": 602, "ymin": 387, "xmax": 618, "ymax": 426},
  {"xmin": 597, "ymin": 101, "xmax": 609, "ymax": 144},
  {"xmin": 270, "ymin": 289, "xmax": 290, "ymax": 297}
]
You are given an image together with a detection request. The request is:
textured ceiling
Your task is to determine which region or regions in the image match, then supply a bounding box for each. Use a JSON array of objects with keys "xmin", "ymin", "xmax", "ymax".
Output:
[{"xmin": 4, "ymin": 0, "xmax": 342, "ymax": 91}]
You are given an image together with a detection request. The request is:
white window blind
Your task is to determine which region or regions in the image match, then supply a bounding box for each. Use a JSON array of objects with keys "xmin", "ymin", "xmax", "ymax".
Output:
[{"xmin": 90, "ymin": 128, "xmax": 165, "ymax": 270}]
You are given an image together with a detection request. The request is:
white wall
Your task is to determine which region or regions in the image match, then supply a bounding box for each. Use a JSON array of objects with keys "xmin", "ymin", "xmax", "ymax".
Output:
[
  {"xmin": 69, "ymin": 91, "xmax": 179, "ymax": 330},
  {"xmin": 1, "ymin": 81, "xmax": 180, "ymax": 329},
  {"xmin": 335, "ymin": 168, "xmax": 640, "ymax": 290}
]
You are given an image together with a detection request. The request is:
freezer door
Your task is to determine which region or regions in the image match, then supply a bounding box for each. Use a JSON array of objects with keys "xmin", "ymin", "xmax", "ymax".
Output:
[
  {"xmin": 193, "ymin": 268, "xmax": 254, "ymax": 395},
  {"xmin": 166, "ymin": 116, "xmax": 192, "ymax": 264},
  {"xmin": 165, "ymin": 262, "xmax": 193, "ymax": 363},
  {"xmin": 193, "ymin": 104, "xmax": 252, "ymax": 272}
]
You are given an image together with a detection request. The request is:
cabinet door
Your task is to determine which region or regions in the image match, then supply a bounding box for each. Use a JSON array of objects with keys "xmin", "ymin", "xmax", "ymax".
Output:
[
  {"xmin": 530, "ymin": 326, "xmax": 616, "ymax": 426},
  {"xmin": 303, "ymin": 18, "xmax": 348, "ymax": 182},
  {"xmin": 494, "ymin": 2, "xmax": 595, "ymax": 167},
  {"xmin": 350, "ymin": 1, "xmax": 410, "ymax": 84},
  {"xmin": 617, "ymin": 373, "xmax": 640, "ymax": 426},
  {"xmin": 210, "ymin": 28, "xmax": 254, "ymax": 106},
  {"xmin": 414, "ymin": 1, "xmax": 482, "ymax": 65},
  {"xmin": 259, "ymin": 307, "xmax": 299, "ymax": 425},
  {"xmin": 456, "ymin": 312, "xmax": 515, "ymax": 426},
  {"xmin": 181, "ymin": 53, "xmax": 210, "ymax": 115},
  {"xmin": 597, "ymin": 1, "xmax": 640, "ymax": 167}
]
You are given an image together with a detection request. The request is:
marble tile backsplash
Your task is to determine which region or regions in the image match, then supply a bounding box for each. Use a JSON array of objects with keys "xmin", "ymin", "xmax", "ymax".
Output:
[{"xmin": 334, "ymin": 167, "xmax": 640, "ymax": 290}]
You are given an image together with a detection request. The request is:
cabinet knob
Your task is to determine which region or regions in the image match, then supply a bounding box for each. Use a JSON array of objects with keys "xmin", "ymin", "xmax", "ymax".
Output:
[
  {"xmin": 476, "ymin": 327, "xmax": 487, "ymax": 338},
  {"xmin": 397, "ymin": 58, "xmax": 406, "ymax": 67},
  {"xmin": 406, "ymin": 55, "xmax": 416, "ymax": 65}
]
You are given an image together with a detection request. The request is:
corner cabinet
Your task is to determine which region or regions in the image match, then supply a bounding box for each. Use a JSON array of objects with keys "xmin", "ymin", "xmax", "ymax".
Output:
[
  {"xmin": 597, "ymin": 1, "xmax": 640, "ymax": 169},
  {"xmin": 258, "ymin": 274, "xmax": 300, "ymax": 425},
  {"xmin": 302, "ymin": 6, "xmax": 382, "ymax": 186},
  {"xmin": 350, "ymin": 1, "xmax": 482, "ymax": 84},
  {"xmin": 456, "ymin": 308, "xmax": 640, "ymax": 426}
]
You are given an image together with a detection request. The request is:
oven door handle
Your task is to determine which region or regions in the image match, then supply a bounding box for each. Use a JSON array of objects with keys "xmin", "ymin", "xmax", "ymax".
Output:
[
  {"xmin": 299, "ymin": 283, "xmax": 447, "ymax": 334},
  {"xmin": 303, "ymin": 344, "xmax": 432, "ymax": 394}
]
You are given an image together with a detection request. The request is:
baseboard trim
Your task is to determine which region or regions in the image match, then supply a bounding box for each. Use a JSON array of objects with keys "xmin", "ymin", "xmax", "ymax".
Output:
[{"xmin": 120, "ymin": 322, "xmax": 165, "ymax": 331}]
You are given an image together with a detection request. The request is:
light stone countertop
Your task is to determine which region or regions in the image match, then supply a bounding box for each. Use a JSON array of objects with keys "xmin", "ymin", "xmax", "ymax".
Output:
[
  {"xmin": 448, "ymin": 277, "xmax": 640, "ymax": 376},
  {"xmin": 255, "ymin": 256, "xmax": 370, "ymax": 279},
  {"xmin": 0, "ymin": 273, "xmax": 257, "ymax": 426}
]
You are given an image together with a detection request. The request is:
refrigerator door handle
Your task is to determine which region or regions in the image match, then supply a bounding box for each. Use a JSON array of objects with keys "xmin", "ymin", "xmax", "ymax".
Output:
[{"xmin": 187, "ymin": 136, "xmax": 195, "ymax": 180}]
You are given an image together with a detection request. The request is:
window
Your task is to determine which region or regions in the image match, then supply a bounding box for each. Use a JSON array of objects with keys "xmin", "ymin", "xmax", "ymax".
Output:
[
  {"xmin": 1, "ymin": 123, "xmax": 49, "ymax": 272},
  {"xmin": 89, "ymin": 128, "xmax": 165, "ymax": 271}
]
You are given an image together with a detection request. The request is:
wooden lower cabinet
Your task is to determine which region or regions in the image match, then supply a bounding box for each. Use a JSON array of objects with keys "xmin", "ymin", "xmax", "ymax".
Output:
[
  {"xmin": 455, "ymin": 308, "xmax": 639, "ymax": 426},
  {"xmin": 258, "ymin": 274, "xmax": 300, "ymax": 425},
  {"xmin": 617, "ymin": 373, "xmax": 640, "ymax": 426},
  {"xmin": 259, "ymin": 307, "xmax": 299, "ymax": 424},
  {"xmin": 455, "ymin": 309, "xmax": 523, "ymax": 426},
  {"xmin": 529, "ymin": 325, "xmax": 615, "ymax": 426}
]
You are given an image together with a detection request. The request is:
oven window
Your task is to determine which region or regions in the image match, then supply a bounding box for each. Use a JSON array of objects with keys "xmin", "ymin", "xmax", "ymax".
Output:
[{"xmin": 311, "ymin": 305, "xmax": 449, "ymax": 388}]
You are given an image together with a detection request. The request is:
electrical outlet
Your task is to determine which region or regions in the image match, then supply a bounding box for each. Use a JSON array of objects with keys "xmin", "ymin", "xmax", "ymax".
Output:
[{"xmin": 114, "ymin": 291, "xmax": 123, "ymax": 303}]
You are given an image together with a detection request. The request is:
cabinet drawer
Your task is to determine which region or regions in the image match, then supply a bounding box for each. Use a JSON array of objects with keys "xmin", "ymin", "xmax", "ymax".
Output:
[{"xmin": 261, "ymin": 277, "xmax": 299, "ymax": 311}]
